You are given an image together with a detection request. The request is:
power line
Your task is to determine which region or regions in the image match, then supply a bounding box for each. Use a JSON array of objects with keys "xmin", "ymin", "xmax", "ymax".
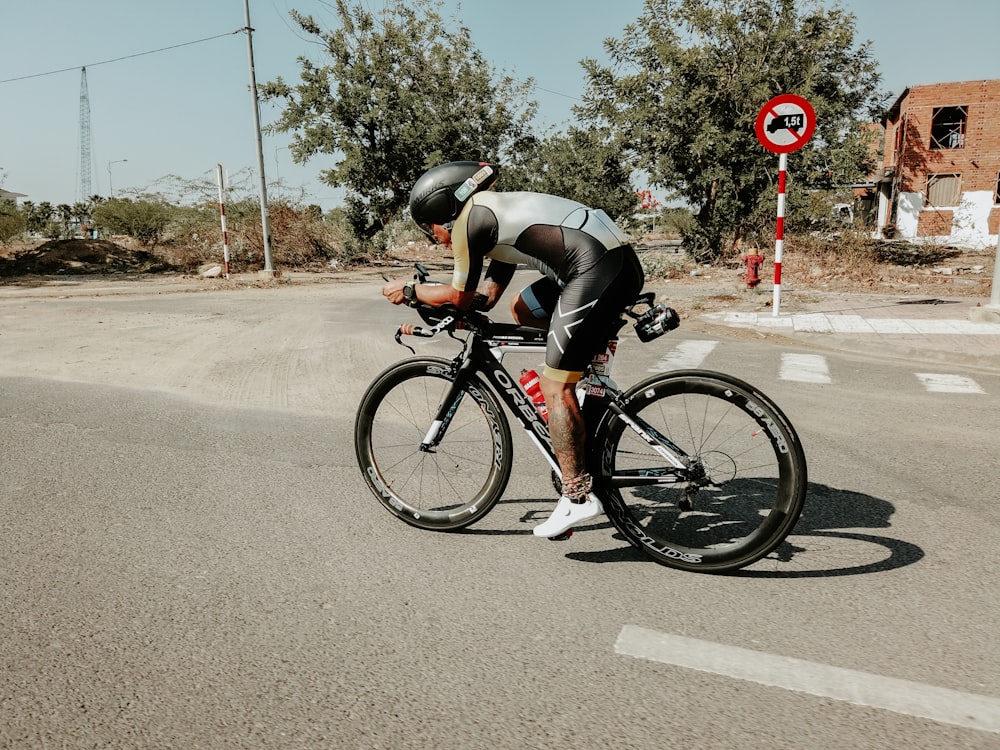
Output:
[{"xmin": 0, "ymin": 30, "xmax": 243, "ymax": 85}]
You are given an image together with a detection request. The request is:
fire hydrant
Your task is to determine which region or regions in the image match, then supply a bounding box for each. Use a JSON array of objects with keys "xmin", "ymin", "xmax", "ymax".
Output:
[{"xmin": 740, "ymin": 249, "xmax": 765, "ymax": 289}]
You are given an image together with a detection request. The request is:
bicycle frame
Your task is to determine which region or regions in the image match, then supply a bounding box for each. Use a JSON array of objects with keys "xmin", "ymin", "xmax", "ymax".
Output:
[{"xmin": 409, "ymin": 316, "xmax": 696, "ymax": 488}]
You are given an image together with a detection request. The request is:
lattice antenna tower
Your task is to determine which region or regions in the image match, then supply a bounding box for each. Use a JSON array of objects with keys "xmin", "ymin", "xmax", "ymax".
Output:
[{"xmin": 78, "ymin": 66, "xmax": 94, "ymax": 202}]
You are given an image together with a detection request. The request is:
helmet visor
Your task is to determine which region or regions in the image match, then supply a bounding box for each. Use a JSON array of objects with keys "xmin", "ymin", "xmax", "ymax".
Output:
[
  {"xmin": 416, "ymin": 221, "xmax": 435, "ymax": 241},
  {"xmin": 419, "ymin": 222, "xmax": 454, "ymax": 245}
]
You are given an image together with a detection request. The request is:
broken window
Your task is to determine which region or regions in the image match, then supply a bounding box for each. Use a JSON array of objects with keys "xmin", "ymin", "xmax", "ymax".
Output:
[
  {"xmin": 926, "ymin": 173, "xmax": 961, "ymax": 207},
  {"xmin": 930, "ymin": 106, "xmax": 967, "ymax": 149}
]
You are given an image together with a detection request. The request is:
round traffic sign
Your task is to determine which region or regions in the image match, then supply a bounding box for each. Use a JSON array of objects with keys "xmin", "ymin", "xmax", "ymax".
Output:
[{"xmin": 755, "ymin": 94, "xmax": 815, "ymax": 153}]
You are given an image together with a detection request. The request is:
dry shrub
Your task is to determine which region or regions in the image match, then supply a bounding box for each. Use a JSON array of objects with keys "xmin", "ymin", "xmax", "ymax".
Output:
[
  {"xmin": 778, "ymin": 229, "xmax": 991, "ymax": 294},
  {"xmin": 153, "ymin": 199, "xmax": 349, "ymax": 273},
  {"xmin": 227, "ymin": 200, "xmax": 347, "ymax": 272},
  {"xmin": 787, "ymin": 230, "xmax": 883, "ymax": 281}
]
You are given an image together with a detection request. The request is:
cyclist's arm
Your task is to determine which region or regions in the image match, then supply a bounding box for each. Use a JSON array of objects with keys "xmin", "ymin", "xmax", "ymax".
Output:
[
  {"xmin": 416, "ymin": 282, "xmax": 476, "ymax": 309},
  {"xmin": 475, "ymin": 259, "xmax": 516, "ymax": 311},
  {"xmin": 381, "ymin": 278, "xmax": 475, "ymax": 309}
]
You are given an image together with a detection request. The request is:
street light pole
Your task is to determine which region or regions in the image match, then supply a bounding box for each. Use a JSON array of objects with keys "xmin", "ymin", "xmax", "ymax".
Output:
[{"xmin": 108, "ymin": 159, "xmax": 127, "ymax": 198}]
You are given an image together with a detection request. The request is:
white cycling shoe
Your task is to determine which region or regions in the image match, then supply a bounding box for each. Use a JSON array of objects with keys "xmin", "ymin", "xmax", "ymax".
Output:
[{"xmin": 532, "ymin": 495, "xmax": 603, "ymax": 538}]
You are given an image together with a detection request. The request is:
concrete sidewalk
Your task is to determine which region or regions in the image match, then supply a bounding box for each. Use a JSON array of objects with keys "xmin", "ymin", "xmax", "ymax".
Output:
[{"xmin": 690, "ymin": 287, "xmax": 1000, "ymax": 372}]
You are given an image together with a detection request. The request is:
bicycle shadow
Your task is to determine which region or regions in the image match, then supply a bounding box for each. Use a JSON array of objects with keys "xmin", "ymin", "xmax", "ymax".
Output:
[{"xmin": 560, "ymin": 481, "xmax": 926, "ymax": 577}]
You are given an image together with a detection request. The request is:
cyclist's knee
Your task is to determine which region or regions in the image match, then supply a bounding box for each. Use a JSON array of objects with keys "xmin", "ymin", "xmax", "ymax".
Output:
[
  {"xmin": 511, "ymin": 294, "xmax": 548, "ymax": 328},
  {"xmin": 539, "ymin": 368, "xmax": 582, "ymax": 402}
]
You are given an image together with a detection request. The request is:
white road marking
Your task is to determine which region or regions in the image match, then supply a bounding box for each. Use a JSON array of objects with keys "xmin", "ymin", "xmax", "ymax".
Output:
[
  {"xmin": 916, "ymin": 373, "xmax": 985, "ymax": 394},
  {"xmin": 650, "ymin": 340, "xmax": 718, "ymax": 372},
  {"xmin": 615, "ymin": 625, "xmax": 1000, "ymax": 734},
  {"xmin": 780, "ymin": 353, "xmax": 831, "ymax": 383}
]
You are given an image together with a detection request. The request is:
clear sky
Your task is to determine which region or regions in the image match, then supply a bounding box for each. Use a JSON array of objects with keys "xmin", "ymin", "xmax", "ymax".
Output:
[{"xmin": 2, "ymin": 0, "xmax": 998, "ymax": 209}]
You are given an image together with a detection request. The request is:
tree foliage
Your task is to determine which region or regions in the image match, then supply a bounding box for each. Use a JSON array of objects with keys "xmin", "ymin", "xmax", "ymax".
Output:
[
  {"xmin": 261, "ymin": 0, "xmax": 537, "ymax": 244},
  {"xmin": 578, "ymin": 0, "xmax": 885, "ymax": 259},
  {"xmin": 0, "ymin": 200, "xmax": 26, "ymax": 245},
  {"xmin": 93, "ymin": 198, "xmax": 173, "ymax": 249},
  {"xmin": 502, "ymin": 126, "xmax": 638, "ymax": 222}
]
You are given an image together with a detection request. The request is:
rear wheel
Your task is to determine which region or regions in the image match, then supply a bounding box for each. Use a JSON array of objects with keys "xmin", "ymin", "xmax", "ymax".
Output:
[
  {"xmin": 595, "ymin": 370, "xmax": 807, "ymax": 573},
  {"xmin": 355, "ymin": 358, "xmax": 513, "ymax": 530}
]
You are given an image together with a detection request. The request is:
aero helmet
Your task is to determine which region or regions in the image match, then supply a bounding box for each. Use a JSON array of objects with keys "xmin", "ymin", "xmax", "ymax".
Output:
[{"xmin": 409, "ymin": 161, "xmax": 499, "ymax": 239}]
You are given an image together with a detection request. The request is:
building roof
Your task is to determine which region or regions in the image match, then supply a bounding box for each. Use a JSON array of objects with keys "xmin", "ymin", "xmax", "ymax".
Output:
[{"xmin": 0, "ymin": 188, "xmax": 27, "ymax": 200}]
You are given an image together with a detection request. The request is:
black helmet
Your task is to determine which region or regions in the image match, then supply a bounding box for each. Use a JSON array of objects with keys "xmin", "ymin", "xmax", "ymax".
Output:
[{"xmin": 409, "ymin": 161, "xmax": 499, "ymax": 238}]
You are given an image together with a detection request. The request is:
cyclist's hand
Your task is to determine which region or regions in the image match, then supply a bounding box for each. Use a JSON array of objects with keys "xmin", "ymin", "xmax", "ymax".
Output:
[{"xmin": 382, "ymin": 279, "xmax": 408, "ymax": 306}]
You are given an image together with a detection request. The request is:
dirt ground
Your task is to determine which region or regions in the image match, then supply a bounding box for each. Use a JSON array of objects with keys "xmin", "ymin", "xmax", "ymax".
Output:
[
  {"xmin": 0, "ymin": 239, "xmax": 175, "ymax": 276},
  {"xmin": 0, "ymin": 237, "xmax": 994, "ymax": 301}
]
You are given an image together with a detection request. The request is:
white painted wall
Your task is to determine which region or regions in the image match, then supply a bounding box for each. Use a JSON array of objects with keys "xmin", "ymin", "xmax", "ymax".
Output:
[
  {"xmin": 896, "ymin": 191, "xmax": 922, "ymax": 238},
  {"xmin": 952, "ymin": 191, "xmax": 995, "ymax": 249},
  {"xmin": 892, "ymin": 190, "xmax": 998, "ymax": 249}
]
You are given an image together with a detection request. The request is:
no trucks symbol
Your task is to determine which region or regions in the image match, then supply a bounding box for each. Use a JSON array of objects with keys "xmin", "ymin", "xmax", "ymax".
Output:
[{"xmin": 755, "ymin": 94, "xmax": 815, "ymax": 153}]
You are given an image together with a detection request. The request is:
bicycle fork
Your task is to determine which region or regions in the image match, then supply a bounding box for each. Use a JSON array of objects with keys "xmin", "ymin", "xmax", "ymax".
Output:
[{"xmin": 417, "ymin": 355, "xmax": 479, "ymax": 453}]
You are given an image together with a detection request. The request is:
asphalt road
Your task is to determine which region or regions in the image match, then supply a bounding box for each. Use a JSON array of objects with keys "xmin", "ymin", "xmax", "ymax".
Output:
[{"xmin": 2, "ymin": 277, "xmax": 999, "ymax": 749}]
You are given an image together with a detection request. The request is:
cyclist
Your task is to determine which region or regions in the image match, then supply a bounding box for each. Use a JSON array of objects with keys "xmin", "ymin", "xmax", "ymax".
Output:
[{"xmin": 382, "ymin": 160, "xmax": 644, "ymax": 538}]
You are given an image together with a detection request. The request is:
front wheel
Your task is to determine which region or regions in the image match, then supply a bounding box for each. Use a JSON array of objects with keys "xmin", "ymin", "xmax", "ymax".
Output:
[
  {"xmin": 354, "ymin": 357, "xmax": 513, "ymax": 530},
  {"xmin": 594, "ymin": 370, "xmax": 807, "ymax": 573}
]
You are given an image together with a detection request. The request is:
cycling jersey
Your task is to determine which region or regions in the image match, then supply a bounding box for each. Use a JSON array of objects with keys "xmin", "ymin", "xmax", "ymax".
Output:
[{"xmin": 450, "ymin": 191, "xmax": 644, "ymax": 379}]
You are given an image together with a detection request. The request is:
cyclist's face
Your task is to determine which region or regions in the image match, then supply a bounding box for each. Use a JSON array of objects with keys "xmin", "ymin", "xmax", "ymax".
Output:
[{"xmin": 431, "ymin": 224, "xmax": 452, "ymax": 247}]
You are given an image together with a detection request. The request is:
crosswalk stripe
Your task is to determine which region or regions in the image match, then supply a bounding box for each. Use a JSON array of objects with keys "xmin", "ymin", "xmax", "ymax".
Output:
[
  {"xmin": 916, "ymin": 373, "xmax": 985, "ymax": 394},
  {"xmin": 650, "ymin": 340, "xmax": 718, "ymax": 371},
  {"xmin": 649, "ymin": 342, "xmax": 986, "ymax": 396},
  {"xmin": 779, "ymin": 353, "xmax": 832, "ymax": 384}
]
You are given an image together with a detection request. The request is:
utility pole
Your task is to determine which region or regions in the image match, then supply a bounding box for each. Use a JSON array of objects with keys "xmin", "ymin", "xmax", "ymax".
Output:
[
  {"xmin": 243, "ymin": 0, "xmax": 275, "ymax": 277},
  {"xmin": 981, "ymin": 231, "xmax": 1000, "ymax": 320},
  {"xmin": 970, "ymin": 223, "xmax": 1000, "ymax": 323}
]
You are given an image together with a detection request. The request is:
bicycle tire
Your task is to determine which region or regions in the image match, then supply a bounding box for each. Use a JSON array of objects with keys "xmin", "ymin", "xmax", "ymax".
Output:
[
  {"xmin": 355, "ymin": 357, "xmax": 513, "ymax": 531},
  {"xmin": 593, "ymin": 370, "xmax": 807, "ymax": 573}
]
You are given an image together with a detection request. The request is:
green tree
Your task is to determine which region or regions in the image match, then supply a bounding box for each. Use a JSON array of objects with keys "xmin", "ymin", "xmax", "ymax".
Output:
[
  {"xmin": 0, "ymin": 200, "xmax": 27, "ymax": 245},
  {"xmin": 261, "ymin": 0, "xmax": 536, "ymax": 244},
  {"xmin": 49, "ymin": 204, "xmax": 74, "ymax": 239},
  {"xmin": 26, "ymin": 202, "xmax": 53, "ymax": 236},
  {"xmin": 502, "ymin": 126, "xmax": 638, "ymax": 223},
  {"xmin": 93, "ymin": 198, "xmax": 173, "ymax": 249},
  {"xmin": 578, "ymin": 0, "xmax": 884, "ymax": 259}
]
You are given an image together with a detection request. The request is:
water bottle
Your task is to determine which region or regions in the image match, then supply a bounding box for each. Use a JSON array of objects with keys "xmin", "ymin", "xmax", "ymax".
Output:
[
  {"xmin": 518, "ymin": 369, "xmax": 548, "ymax": 421},
  {"xmin": 633, "ymin": 303, "xmax": 680, "ymax": 342}
]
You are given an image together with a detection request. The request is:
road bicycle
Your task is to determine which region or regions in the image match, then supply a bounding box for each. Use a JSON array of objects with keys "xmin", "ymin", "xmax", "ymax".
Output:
[{"xmin": 354, "ymin": 266, "xmax": 807, "ymax": 573}]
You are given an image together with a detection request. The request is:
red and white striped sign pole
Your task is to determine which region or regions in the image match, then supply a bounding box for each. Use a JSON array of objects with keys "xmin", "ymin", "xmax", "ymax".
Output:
[
  {"xmin": 754, "ymin": 94, "xmax": 815, "ymax": 317},
  {"xmin": 216, "ymin": 163, "xmax": 231, "ymax": 279},
  {"xmin": 773, "ymin": 152, "xmax": 788, "ymax": 315}
]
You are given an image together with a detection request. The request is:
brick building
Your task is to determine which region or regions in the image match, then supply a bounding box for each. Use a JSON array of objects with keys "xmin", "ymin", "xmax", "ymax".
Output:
[{"xmin": 877, "ymin": 79, "xmax": 1000, "ymax": 249}]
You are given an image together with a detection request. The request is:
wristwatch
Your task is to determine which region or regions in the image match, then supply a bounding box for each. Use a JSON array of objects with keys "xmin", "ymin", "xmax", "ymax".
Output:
[{"xmin": 402, "ymin": 282, "xmax": 417, "ymax": 307}]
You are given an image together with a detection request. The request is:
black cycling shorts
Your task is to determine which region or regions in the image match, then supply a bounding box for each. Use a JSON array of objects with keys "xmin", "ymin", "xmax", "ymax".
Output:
[{"xmin": 520, "ymin": 242, "xmax": 644, "ymax": 380}]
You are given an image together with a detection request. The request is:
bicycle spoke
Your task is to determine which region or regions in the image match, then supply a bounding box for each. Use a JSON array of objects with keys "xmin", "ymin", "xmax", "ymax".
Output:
[{"xmin": 597, "ymin": 372, "xmax": 806, "ymax": 573}]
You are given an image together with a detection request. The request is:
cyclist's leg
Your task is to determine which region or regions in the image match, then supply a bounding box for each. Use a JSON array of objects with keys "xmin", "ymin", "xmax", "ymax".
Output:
[
  {"xmin": 510, "ymin": 276, "xmax": 560, "ymax": 328},
  {"xmin": 533, "ymin": 246, "xmax": 643, "ymax": 537}
]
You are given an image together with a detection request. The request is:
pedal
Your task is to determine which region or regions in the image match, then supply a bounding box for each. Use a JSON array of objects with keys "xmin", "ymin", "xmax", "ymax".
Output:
[{"xmin": 549, "ymin": 529, "xmax": 573, "ymax": 541}]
